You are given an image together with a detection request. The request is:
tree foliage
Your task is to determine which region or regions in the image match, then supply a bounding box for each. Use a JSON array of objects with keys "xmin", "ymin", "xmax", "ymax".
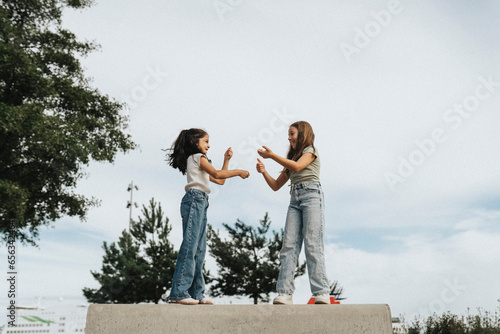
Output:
[
  {"xmin": 83, "ymin": 199, "xmax": 177, "ymax": 304},
  {"xmin": 0, "ymin": 0, "xmax": 135, "ymax": 245},
  {"xmin": 404, "ymin": 307, "xmax": 500, "ymax": 334},
  {"xmin": 329, "ymin": 280, "xmax": 345, "ymax": 300},
  {"xmin": 207, "ymin": 213, "xmax": 306, "ymax": 304}
]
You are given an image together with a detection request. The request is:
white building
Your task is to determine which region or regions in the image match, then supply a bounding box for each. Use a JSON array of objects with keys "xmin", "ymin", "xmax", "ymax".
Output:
[
  {"xmin": 4, "ymin": 303, "xmax": 87, "ymax": 334},
  {"xmin": 392, "ymin": 317, "xmax": 408, "ymax": 334}
]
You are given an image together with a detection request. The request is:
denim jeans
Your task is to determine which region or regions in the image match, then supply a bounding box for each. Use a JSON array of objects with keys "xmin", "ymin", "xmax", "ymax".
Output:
[
  {"xmin": 169, "ymin": 188, "xmax": 209, "ymax": 301},
  {"xmin": 277, "ymin": 182, "xmax": 330, "ymax": 296}
]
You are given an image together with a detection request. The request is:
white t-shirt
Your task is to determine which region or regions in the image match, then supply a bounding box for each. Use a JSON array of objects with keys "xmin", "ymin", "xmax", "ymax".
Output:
[{"xmin": 185, "ymin": 153, "xmax": 211, "ymax": 194}]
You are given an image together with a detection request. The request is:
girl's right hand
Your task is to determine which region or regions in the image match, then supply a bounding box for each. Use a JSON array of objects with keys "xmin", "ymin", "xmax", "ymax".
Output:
[
  {"xmin": 256, "ymin": 158, "xmax": 266, "ymax": 174},
  {"xmin": 239, "ymin": 170, "xmax": 250, "ymax": 179},
  {"xmin": 224, "ymin": 147, "xmax": 233, "ymax": 160}
]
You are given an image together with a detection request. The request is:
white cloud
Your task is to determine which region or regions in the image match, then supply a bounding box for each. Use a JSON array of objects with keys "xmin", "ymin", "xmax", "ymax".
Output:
[
  {"xmin": 312, "ymin": 213, "xmax": 500, "ymax": 319},
  {"xmin": 5, "ymin": 1, "xmax": 500, "ymax": 321},
  {"xmin": 454, "ymin": 218, "xmax": 483, "ymax": 231}
]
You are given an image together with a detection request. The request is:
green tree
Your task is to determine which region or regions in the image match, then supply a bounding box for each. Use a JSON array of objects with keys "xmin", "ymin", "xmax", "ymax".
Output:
[
  {"xmin": 83, "ymin": 199, "xmax": 177, "ymax": 304},
  {"xmin": 0, "ymin": 0, "xmax": 135, "ymax": 245},
  {"xmin": 404, "ymin": 307, "xmax": 500, "ymax": 334},
  {"xmin": 207, "ymin": 213, "xmax": 306, "ymax": 304}
]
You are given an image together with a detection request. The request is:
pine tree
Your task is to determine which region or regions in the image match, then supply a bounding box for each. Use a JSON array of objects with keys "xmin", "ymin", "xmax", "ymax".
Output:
[
  {"xmin": 207, "ymin": 213, "xmax": 306, "ymax": 304},
  {"xmin": 83, "ymin": 199, "xmax": 177, "ymax": 304},
  {"xmin": 329, "ymin": 280, "xmax": 346, "ymax": 301}
]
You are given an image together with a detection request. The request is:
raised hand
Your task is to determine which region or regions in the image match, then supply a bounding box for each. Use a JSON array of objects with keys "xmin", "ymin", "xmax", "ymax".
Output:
[
  {"xmin": 256, "ymin": 158, "xmax": 266, "ymax": 174},
  {"xmin": 224, "ymin": 147, "xmax": 233, "ymax": 160},
  {"xmin": 257, "ymin": 146, "xmax": 273, "ymax": 159}
]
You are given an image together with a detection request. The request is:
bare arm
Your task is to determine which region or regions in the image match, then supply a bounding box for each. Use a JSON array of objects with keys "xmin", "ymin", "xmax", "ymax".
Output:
[
  {"xmin": 257, "ymin": 146, "xmax": 315, "ymax": 173},
  {"xmin": 210, "ymin": 148, "xmax": 232, "ymax": 185},
  {"xmin": 256, "ymin": 158, "xmax": 289, "ymax": 191},
  {"xmin": 200, "ymin": 155, "xmax": 249, "ymax": 181}
]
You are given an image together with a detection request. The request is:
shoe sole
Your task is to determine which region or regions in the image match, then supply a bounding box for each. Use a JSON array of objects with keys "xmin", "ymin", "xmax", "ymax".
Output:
[
  {"xmin": 199, "ymin": 302, "xmax": 213, "ymax": 305},
  {"xmin": 168, "ymin": 300, "xmax": 199, "ymax": 305},
  {"xmin": 314, "ymin": 299, "xmax": 330, "ymax": 304}
]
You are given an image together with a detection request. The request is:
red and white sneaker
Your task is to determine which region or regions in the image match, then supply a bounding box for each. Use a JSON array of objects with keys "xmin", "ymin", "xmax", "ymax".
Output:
[{"xmin": 314, "ymin": 293, "xmax": 330, "ymax": 304}]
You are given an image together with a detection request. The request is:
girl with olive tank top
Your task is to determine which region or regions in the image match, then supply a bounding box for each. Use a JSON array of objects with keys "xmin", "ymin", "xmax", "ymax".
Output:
[{"xmin": 256, "ymin": 121, "xmax": 330, "ymax": 305}]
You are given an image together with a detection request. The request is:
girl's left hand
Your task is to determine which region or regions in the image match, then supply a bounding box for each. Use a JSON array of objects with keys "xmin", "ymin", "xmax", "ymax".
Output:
[
  {"xmin": 256, "ymin": 158, "xmax": 266, "ymax": 174},
  {"xmin": 224, "ymin": 147, "xmax": 233, "ymax": 160},
  {"xmin": 257, "ymin": 146, "xmax": 273, "ymax": 159}
]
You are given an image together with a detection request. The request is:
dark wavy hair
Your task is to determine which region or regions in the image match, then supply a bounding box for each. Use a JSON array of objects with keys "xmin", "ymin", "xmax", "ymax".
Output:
[
  {"xmin": 167, "ymin": 128, "xmax": 208, "ymax": 175},
  {"xmin": 283, "ymin": 121, "xmax": 315, "ymax": 175}
]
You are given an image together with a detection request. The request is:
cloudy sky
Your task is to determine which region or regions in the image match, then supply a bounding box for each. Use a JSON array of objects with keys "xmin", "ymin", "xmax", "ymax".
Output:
[{"xmin": 2, "ymin": 0, "xmax": 500, "ymax": 322}]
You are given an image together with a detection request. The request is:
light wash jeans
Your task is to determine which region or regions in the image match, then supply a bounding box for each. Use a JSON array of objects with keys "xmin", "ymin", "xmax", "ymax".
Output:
[
  {"xmin": 169, "ymin": 188, "xmax": 208, "ymax": 301},
  {"xmin": 277, "ymin": 182, "xmax": 330, "ymax": 296}
]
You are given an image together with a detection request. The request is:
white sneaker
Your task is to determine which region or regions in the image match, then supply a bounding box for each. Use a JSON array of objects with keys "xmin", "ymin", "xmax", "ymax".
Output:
[
  {"xmin": 314, "ymin": 293, "xmax": 330, "ymax": 304},
  {"xmin": 199, "ymin": 298, "xmax": 213, "ymax": 305},
  {"xmin": 273, "ymin": 293, "xmax": 293, "ymax": 305},
  {"xmin": 168, "ymin": 297, "xmax": 199, "ymax": 305}
]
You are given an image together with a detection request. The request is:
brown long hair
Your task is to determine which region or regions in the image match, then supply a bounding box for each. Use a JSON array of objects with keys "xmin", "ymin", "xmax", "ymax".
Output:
[
  {"xmin": 284, "ymin": 121, "xmax": 315, "ymax": 174},
  {"xmin": 166, "ymin": 128, "xmax": 208, "ymax": 175}
]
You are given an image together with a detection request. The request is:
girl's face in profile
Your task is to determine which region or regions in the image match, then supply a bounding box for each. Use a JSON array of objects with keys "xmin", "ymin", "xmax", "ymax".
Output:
[
  {"xmin": 288, "ymin": 126, "xmax": 298, "ymax": 149},
  {"xmin": 196, "ymin": 135, "xmax": 210, "ymax": 154}
]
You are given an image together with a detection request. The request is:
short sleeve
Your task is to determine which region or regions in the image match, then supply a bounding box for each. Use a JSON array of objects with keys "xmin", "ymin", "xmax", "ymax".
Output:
[
  {"xmin": 192, "ymin": 153, "xmax": 205, "ymax": 167},
  {"xmin": 302, "ymin": 146, "xmax": 317, "ymax": 157}
]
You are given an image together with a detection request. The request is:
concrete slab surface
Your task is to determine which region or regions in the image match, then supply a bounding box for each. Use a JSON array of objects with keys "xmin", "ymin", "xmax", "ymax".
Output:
[{"xmin": 85, "ymin": 303, "xmax": 392, "ymax": 334}]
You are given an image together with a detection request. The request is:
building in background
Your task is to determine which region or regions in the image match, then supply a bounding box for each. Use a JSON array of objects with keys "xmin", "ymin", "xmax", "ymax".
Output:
[
  {"xmin": 4, "ymin": 301, "xmax": 87, "ymax": 334},
  {"xmin": 392, "ymin": 317, "xmax": 408, "ymax": 333}
]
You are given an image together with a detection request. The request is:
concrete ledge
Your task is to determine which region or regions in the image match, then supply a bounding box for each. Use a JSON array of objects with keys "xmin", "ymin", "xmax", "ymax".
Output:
[{"xmin": 85, "ymin": 304, "xmax": 392, "ymax": 334}]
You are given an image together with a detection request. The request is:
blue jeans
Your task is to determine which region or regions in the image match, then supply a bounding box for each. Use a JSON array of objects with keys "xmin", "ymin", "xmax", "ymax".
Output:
[
  {"xmin": 169, "ymin": 188, "xmax": 209, "ymax": 301},
  {"xmin": 277, "ymin": 182, "xmax": 330, "ymax": 296}
]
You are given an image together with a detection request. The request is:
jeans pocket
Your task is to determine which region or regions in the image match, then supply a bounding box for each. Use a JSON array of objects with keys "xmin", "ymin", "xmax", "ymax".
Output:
[
  {"xmin": 193, "ymin": 194, "xmax": 206, "ymax": 201},
  {"xmin": 180, "ymin": 198, "xmax": 192, "ymax": 219}
]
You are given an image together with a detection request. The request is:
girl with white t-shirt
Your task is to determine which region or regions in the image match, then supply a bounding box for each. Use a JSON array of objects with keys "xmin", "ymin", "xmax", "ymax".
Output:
[{"xmin": 167, "ymin": 128, "xmax": 249, "ymax": 305}]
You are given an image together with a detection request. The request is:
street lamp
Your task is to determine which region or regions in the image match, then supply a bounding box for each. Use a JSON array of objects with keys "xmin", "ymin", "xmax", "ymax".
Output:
[{"xmin": 127, "ymin": 181, "xmax": 139, "ymax": 230}]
